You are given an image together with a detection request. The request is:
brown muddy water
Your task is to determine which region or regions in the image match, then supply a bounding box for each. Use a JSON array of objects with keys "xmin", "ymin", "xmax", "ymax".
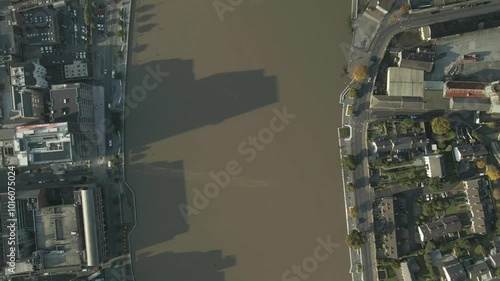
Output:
[{"xmin": 124, "ymin": 0, "xmax": 353, "ymax": 280}]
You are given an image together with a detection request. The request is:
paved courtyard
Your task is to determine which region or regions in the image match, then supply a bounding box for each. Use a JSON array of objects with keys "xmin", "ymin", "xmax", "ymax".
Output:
[{"xmin": 428, "ymin": 27, "xmax": 500, "ymax": 82}]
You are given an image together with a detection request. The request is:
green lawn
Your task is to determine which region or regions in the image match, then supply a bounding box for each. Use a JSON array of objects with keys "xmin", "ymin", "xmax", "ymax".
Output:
[{"xmin": 339, "ymin": 127, "xmax": 350, "ymax": 139}]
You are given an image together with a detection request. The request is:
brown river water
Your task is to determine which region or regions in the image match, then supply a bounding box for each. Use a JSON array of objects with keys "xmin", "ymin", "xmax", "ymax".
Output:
[{"xmin": 124, "ymin": 0, "xmax": 353, "ymax": 280}]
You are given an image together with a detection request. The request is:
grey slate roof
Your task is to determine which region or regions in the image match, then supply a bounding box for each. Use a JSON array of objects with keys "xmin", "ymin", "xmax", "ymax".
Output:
[
  {"xmin": 371, "ymin": 95, "xmax": 425, "ymax": 109},
  {"xmin": 418, "ymin": 216, "xmax": 462, "ymax": 242}
]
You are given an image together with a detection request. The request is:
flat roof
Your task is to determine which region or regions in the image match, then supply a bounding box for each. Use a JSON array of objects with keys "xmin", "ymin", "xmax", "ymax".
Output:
[
  {"xmin": 387, "ymin": 67, "xmax": 424, "ymax": 97},
  {"xmin": 50, "ymin": 87, "xmax": 79, "ymax": 122},
  {"xmin": 423, "ymin": 154, "xmax": 445, "ymax": 178},
  {"xmin": 35, "ymin": 205, "xmax": 82, "ymax": 268}
]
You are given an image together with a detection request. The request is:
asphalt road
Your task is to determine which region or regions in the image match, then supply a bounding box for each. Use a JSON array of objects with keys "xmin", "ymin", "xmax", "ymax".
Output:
[
  {"xmin": 344, "ymin": 2, "xmax": 500, "ymax": 280},
  {"xmin": 94, "ymin": 0, "xmax": 123, "ymax": 156}
]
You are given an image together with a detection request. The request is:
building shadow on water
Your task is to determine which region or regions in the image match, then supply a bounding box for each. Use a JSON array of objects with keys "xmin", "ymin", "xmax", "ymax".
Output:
[
  {"xmin": 136, "ymin": 23, "xmax": 157, "ymax": 33},
  {"xmin": 133, "ymin": 250, "xmax": 236, "ymax": 281},
  {"xmin": 127, "ymin": 159, "xmax": 237, "ymax": 281},
  {"xmin": 135, "ymin": 3, "xmax": 156, "ymax": 14},
  {"xmin": 128, "ymin": 160, "xmax": 188, "ymax": 246},
  {"xmin": 124, "ymin": 59, "xmax": 279, "ymax": 149}
]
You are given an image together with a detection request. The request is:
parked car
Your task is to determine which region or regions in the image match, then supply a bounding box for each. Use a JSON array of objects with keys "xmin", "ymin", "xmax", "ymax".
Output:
[{"xmin": 108, "ymin": 139, "xmax": 112, "ymax": 146}]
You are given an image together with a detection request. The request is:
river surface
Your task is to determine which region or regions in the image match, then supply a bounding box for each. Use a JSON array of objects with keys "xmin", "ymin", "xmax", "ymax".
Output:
[{"xmin": 124, "ymin": 0, "xmax": 353, "ymax": 280}]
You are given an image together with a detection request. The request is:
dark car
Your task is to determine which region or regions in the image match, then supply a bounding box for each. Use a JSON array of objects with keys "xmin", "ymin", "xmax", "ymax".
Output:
[{"xmin": 430, "ymin": 10, "xmax": 440, "ymax": 14}]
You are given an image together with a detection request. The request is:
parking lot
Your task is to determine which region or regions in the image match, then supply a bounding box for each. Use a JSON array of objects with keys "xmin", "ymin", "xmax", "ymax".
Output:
[{"xmin": 427, "ymin": 27, "xmax": 500, "ymax": 81}]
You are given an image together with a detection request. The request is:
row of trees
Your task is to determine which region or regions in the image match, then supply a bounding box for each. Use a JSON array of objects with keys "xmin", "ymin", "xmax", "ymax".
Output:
[{"xmin": 84, "ymin": 0, "xmax": 97, "ymax": 29}]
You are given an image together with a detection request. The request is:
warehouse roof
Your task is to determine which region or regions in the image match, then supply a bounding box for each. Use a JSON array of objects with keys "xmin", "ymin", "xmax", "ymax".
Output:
[{"xmin": 386, "ymin": 67, "xmax": 424, "ymax": 97}]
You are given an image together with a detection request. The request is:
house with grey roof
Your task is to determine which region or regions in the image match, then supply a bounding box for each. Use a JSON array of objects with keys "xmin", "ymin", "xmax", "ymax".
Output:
[
  {"xmin": 488, "ymin": 253, "xmax": 500, "ymax": 268},
  {"xmin": 466, "ymin": 261, "xmax": 492, "ymax": 281},
  {"xmin": 372, "ymin": 139, "xmax": 394, "ymax": 154},
  {"xmin": 378, "ymin": 197, "xmax": 401, "ymax": 259},
  {"xmin": 370, "ymin": 95, "xmax": 425, "ymax": 110},
  {"xmin": 454, "ymin": 145, "xmax": 488, "ymax": 162},
  {"xmin": 441, "ymin": 255, "xmax": 467, "ymax": 281},
  {"xmin": 393, "ymin": 137, "xmax": 413, "ymax": 152},
  {"xmin": 418, "ymin": 216, "xmax": 462, "ymax": 242},
  {"xmin": 397, "ymin": 50, "xmax": 434, "ymax": 72},
  {"xmin": 463, "ymin": 179, "xmax": 488, "ymax": 235}
]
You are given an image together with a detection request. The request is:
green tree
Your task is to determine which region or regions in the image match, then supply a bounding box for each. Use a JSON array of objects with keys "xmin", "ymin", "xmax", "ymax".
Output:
[
  {"xmin": 352, "ymin": 65, "xmax": 368, "ymax": 82},
  {"xmin": 425, "ymin": 241, "xmax": 435, "ymax": 253},
  {"xmin": 349, "ymin": 207, "xmax": 359, "ymax": 218},
  {"xmin": 347, "ymin": 182, "xmax": 355, "ymax": 192},
  {"xmin": 371, "ymin": 158, "xmax": 384, "ymax": 168},
  {"xmin": 471, "ymin": 130, "xmax": 483, "ymax": 142},
  {"xmin": 474, "ymin": 245, "xmax": 487, "ymax": 257},
  {"xmin": 390, "ymin": 14, "xmax": 399, "ymax": 23},
  {"xmin": 114, "ymin": 72, "xmax": 122, "ymax": 80},
  {"xmin": 493, "ymin": 188, "xmax": 500, "ymax": 201},
  {"xmin": 486, "ymin": 165, "xmax": 500, "ymax": 181},
  {"xmin": 400, "ymin": 4, "xmax": 411, "ymax": 14},
  {"xmin": 482, "ymin": 121, "xmax": 495, "ymax": 128},
  {"xmin": 118, "ymin": 30, "xmax": 125, "ymax": 37},
  {"xmin": 346, "ymin": 230, "xmax": 367, "ymax": 249},
  {"xmin": 428, "ymin": 177, "xmax": 443, "ymax": 192},
  {"xmin": 115, "ymin": 50, "xmax": 123, "ymax": 58},
  {"xmin": 454, "ymin": 238, "xmax": 471, "ymax": 257},
  {"xmin": 431, "ymin": 117, "xmax": 452, "ymax": 135},
  {"xmin": 110, "ymin": 110, "xmax": 122, "ymax": 133},
  {"xmin": 401, "ymin": 118, "xmax": 414, "ymax": 130},
  {"xmin": 342, "ymin": 155, "xmax": 357, "ymax": 171},
  {"xmin": 348, "ymin": 88, "xmax": 358, "ymax": 99},
  {"xmin": 477, "ymin": 159, "xmax": 486, "ymax": 169},
  {"xmin": 444, "ymin": 130, "xmax": 456, "ymax": 140},
  {"xmin": 496, "ymin": 268, "xmax": 500, "ymax": 278},
  {"xmin": 84, "ymin": 13, "xmax": 90, "ymax": 26},
  {"xmin": 91, "ymin": 1, "xmax": 97, "ymax": 7}
]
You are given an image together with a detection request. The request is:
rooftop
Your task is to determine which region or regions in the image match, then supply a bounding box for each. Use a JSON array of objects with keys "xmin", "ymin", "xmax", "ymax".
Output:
[
  {"xmin": 387, "ymin": 67, "xmax": 425, "ymax": 97},
  {"xmin": 423, "ymin": 154, "xmax": 445, "ymax": 178},
  {"xmin": 442, "ymin": 255, "xmax": 467, "ymax": 281},
  {"xmin": 23, "ymin": 8, "xmax": 59, "ymax": 45},
  {"xmin": 379, "ymin": 197, "xmax": 400, "ymax": 259},
  {"xmin": 35, "ymin": 205, "xmax": 82, "ymax": 268},
  {"xmin": 444, "ymin": 81, "xmax": 489, "ymax": 98},
  {"xmin": 13, "ymin": 122, "xmax": 73, "ymax": 166},
  {"xmin": 398, "ymin": 51, "xmax": 434, "ymax": 72},
  {"xmin": 418, "ymin": 216, "xmax": 462, "ymax": 242},
  {"xmin": 371, "ymin": 95, "xmax": 425, "ymax": 109},
  {"xmin": 450, "ymin": 97, "xmax": 491, "ymax": 111},
  {"xmin": 463, "ymin": 179, "xmax": 487, "ymax": 235},
  {"xmin": 466, "ymin": 261, "xmax": 491, "ymax": 281}
]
